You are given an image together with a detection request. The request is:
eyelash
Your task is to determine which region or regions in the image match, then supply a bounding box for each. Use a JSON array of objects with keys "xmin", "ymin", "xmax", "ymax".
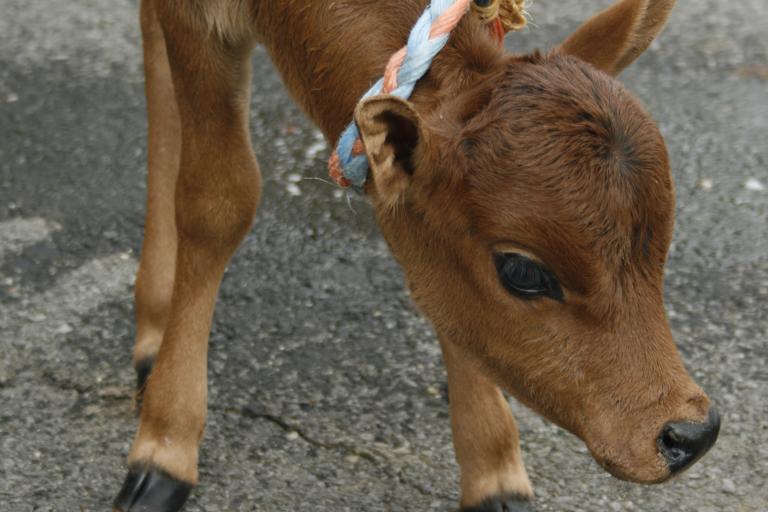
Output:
[{"xmin": 494, "ymin": 253, "xmax": 564, "ymax": 302}]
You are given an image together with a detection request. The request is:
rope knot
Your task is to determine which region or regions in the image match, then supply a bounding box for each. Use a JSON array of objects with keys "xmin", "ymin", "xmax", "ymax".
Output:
[{"xmin": 472, "ymin": 0, "xmax": 527, "ymax": 32}]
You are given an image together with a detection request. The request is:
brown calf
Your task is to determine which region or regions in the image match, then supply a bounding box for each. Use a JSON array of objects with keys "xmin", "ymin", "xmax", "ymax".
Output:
[{"xmin": 115, "ymin": 1, "xmax": 720, "ymax": 511}]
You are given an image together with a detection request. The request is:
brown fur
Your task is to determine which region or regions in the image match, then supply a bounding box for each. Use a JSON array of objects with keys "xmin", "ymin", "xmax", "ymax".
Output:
[{"xmin": 124, "ymin": 0, "xmax": 712, "ymax": 508}]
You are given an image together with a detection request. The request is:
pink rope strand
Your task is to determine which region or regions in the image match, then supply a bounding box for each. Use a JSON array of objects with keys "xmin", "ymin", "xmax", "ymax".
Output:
[{"xmin": 382, "ymin": 0, "xmax": 472, "ymax": 93}]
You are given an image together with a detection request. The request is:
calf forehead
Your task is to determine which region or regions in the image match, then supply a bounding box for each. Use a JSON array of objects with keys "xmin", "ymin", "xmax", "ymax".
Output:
[{"xmin": 464, "ymin": 54, "xmax": 674, "ymax": 288}]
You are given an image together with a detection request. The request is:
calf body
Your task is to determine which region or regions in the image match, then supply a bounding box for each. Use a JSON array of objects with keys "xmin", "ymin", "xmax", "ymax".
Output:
[{"xmin": 117, "ymin": 1, "xmax": 719, "ymax": 511}]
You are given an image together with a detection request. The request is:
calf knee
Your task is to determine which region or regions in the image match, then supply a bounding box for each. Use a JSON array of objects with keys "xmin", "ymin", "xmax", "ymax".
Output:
[{"xmin": 175, "ymin": 153, "xmax": 261, "ymax": 253}]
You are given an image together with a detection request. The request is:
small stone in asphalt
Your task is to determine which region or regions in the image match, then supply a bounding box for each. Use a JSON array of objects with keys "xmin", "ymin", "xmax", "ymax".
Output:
[{"xmin": 745, "ymin": 178, "xmax": 765, "ymax": 191}]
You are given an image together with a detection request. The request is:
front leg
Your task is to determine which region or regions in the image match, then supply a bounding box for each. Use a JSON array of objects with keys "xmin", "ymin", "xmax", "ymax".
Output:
[
  {"xmin": 114, "ymin": 1, "xmax": 261, "ymax": 510},
  {"xmin": 441, "ymin": 341, "xmax": 534, "ymax": 511}
]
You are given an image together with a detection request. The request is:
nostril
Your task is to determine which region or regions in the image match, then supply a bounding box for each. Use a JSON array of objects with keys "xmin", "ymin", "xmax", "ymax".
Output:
[
  {"xmin": 659, "ymin": 427, "xmax": 688, "ymax": 467},
  {"xmin": 658, "ymin": 407, "xmax": 720, "ymax": 474}
]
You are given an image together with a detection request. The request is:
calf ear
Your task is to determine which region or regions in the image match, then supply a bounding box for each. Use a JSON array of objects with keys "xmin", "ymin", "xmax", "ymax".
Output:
[
  {"xmin": 355, "ymin": 95, "xmax": 425, "ymax": 204},
  {"xmin": 557, "ymin": 0, "xmax": 676, "ymax": 76}
]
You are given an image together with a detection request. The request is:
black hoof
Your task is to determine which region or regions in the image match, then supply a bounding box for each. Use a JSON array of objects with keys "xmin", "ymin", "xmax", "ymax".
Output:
[
  {"xmin": 113, "ymin": 468, "xmax": 192, "ymax": 512},
  {"xmin": 461, "ymin": 494, "xmax": 534, "ymax": 512}
]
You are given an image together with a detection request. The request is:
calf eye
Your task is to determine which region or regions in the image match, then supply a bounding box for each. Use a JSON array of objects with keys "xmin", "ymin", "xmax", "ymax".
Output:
[{"xmin": 495, "ymin": 253, "xmax": 563, "ymax": 302}]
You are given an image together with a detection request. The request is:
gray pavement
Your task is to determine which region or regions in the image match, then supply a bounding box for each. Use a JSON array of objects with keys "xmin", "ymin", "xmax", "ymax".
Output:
[{"xmin": 0, "ymin": 0, "xmax": 766, "ymax": 510}]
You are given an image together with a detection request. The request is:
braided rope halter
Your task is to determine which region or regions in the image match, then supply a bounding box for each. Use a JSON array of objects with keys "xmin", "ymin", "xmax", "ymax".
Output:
[{"xmin": 327, "ymin": 0, "xmax": 527, "ymax": 189}]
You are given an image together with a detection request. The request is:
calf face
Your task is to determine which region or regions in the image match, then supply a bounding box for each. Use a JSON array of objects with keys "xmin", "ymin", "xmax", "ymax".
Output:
[{"xmin": 354, "ymin": 10, "xmax": 718, "ymax": 485}]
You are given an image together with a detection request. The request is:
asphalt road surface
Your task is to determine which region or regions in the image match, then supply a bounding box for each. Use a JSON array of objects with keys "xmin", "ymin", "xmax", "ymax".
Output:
[{"xmin": 1, "ymin": 0, "xmax": 766, "ymax": 511}]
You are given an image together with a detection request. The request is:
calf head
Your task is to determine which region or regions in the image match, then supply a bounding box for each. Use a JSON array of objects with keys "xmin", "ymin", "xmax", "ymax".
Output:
[{"xmin": 354, "ymin": 0, "xmax": 718, "ymax": 484}]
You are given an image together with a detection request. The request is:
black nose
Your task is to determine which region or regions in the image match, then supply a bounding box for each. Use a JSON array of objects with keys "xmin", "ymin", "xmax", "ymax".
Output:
[{"xmin": 658, "ymin": 407, "xmax": 720, "ymax": 474}]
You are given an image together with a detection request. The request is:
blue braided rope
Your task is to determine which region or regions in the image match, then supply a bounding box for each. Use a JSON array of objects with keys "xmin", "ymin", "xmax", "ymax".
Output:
[{"xmin": 334, "ymin": 1, "xmax": 469, "ymax": 188}]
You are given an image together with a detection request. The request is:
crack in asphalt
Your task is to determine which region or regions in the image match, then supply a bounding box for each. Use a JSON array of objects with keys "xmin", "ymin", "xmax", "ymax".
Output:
[
  {"xmin": 40, "ymin": 371, "xmax": 91, "ymax": 395},
  {"xmin": 217, "ymin": 405, "xmax": 379, "ymax": 463},
  {"xmin": 217, "ymin": 405, "xmax": 456, "ymax": 501},
  {"xmin": 395, "ymin": 469, "xmax": 456, "ymax": 502},
  {"xmin": 38, "ymin": 370, "xmax": 132, "ymax": 404}
]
